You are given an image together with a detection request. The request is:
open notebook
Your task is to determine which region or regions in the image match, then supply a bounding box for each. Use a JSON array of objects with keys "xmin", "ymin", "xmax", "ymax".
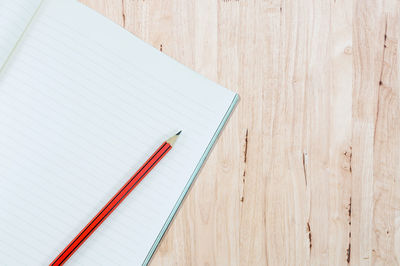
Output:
[{"xmin": 0, "ymin": 0, "xmax": 238, "ymax": 265}]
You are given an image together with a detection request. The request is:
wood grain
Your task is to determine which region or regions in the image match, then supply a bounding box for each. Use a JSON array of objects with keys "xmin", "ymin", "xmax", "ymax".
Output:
[{"xmin": 78, "ymin": 0, "xmax": 400, "ymax": 265}]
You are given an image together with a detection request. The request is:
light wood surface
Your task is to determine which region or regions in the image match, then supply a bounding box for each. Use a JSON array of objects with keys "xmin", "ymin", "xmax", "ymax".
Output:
[{"xmin": 79, "ymin": 0, "xmax": 400, "ymax": 265}]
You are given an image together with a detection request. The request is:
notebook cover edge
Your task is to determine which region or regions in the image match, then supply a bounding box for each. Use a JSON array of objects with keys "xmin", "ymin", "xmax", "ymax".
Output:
[{"xmin": 142, "ymin": 93, "xmax": 239, "ymax": 265}]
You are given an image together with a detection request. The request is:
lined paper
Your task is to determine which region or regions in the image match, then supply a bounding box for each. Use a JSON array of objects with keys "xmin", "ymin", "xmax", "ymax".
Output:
[
  {"xmin": 0, "ymin": 0, "xmax": 42, "ymax": 70},
  {"xmin": 0, "ymin": 0, "xmax": 236, "ymax": 265}
]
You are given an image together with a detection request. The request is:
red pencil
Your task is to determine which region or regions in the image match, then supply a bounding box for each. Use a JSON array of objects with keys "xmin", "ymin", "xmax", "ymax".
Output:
[{"xmin": 50, "ymin": 131, "xmax": 182, "ymax": 266}]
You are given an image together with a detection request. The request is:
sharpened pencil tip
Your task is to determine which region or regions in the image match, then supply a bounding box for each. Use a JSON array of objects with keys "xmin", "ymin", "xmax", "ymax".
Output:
[{"xmin": 167, "ymin": 131, "xmax": 181, "ymax": 146}]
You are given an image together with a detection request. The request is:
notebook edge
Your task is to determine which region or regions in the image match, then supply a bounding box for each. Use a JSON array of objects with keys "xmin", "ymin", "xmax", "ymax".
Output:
[{"xmin": 142, "ymin": 93, "xmax": 239, "ymax": 265}]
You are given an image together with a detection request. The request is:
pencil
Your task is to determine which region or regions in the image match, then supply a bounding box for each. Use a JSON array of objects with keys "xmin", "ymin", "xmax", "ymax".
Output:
[{"xmin": 50, "ymin": 131, "xmax": 182, "ymax": 266}]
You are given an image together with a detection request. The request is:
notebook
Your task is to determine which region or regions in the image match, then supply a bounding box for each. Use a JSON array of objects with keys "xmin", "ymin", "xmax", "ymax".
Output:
[{"xmin": 0, "ymin": 0, "xmax": 238, "ymax": 265}]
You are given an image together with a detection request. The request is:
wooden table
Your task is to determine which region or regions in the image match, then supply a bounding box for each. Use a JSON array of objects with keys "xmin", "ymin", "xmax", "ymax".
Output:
[{"xmin": 79, "ymin": 1, "xmax": 400, "ymax": 265}]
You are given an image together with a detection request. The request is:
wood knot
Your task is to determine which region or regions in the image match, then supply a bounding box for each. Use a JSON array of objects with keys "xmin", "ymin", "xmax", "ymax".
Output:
[
  {"xmin": 307, "ymin": 222, "xmax": 312, "ymax": 250},
  {"xmin": 344, "ymin": 46, "xmax": 352, "ymax": 55},
  {"xmin": 343, "ymin": 146, "xmax": 352, "ymax": 173},
  {"xmin": 346, "ymin": 244, "xmax": 351, "ymax": 263}
]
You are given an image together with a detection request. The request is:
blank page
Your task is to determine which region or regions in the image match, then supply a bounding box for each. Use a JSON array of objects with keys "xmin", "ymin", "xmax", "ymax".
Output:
[
  {"xmin": 0, "ymin": 0, "xmax": 236, "ymax": 265},
  {"xmin": 0, "ymin": 0, "xmax": 42, "ymax": 69}
]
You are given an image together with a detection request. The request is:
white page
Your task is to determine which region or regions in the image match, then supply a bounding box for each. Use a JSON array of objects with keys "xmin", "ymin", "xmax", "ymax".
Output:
[
  {"xmin": 0, "ymin": 0, "xmax": 42, "ymax": 70},
  {"xmin": 0, "ymin": 0, "xmax": 236, "ymax": 265}
]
